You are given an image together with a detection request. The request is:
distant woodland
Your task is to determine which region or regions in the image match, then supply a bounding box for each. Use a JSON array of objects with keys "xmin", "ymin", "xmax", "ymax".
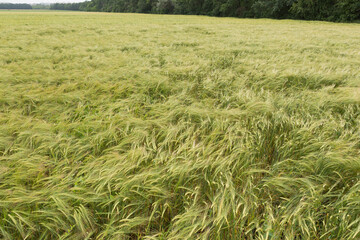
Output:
[
  {"xmin": 49, "ymin": 0, "xmax": 360, "ymax": 22},
  {"xmin": 0, "ymin": 3, "xmax": 32, "ymax": 9}
]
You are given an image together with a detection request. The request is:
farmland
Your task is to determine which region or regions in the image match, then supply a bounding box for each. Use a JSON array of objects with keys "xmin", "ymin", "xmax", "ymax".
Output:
[{"xmin": 1, "ymin": 11, "xmax": 360, "ymax": 239}]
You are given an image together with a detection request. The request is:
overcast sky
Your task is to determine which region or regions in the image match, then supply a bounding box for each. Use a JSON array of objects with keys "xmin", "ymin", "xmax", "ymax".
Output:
[{"xmin": 0, "ymin": 0, "xmax": 85, "ymax": 3}]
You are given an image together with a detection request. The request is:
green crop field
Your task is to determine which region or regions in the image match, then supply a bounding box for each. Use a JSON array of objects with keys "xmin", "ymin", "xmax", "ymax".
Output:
[{"xmin": 1, "ymin": 11, "xmax": 360, "ymax": 239}]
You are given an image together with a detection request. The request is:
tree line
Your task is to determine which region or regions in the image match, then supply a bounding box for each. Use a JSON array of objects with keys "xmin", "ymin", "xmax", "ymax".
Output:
[
  {"xmin": 0, "ymin": 3, "xmax": 32, "ymax": 9},
  {"xmin": 50, "ymin": 0, "xmax": 360, "ymax": 22},
  {"xmin": 50, "ymin": 3, "xmax": 85, "ymax": 11},
  {"xmin": 31, "ymin": 4, "xmax": 50, "ymax": 9}
]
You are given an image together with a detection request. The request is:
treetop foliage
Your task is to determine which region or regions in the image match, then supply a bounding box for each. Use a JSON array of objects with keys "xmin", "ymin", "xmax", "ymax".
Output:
[
  {"xmin": 0, "ymin": 3, "xmax": 32, "ymax": 9},
  {"xmin": 49, "ymin": 0, "xmax": 360, "ymax": 22}
]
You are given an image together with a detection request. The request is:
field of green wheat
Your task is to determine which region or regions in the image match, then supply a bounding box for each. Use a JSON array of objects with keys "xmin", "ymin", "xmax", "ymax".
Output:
[{"xmin": 1, "ymin": 11, "xmax": 360, "ymax": 239}]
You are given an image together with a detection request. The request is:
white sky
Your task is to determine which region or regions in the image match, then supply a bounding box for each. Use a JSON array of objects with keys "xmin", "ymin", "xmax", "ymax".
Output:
[{"xmin": 0, "ymin": 0, "xmax": 85, "ymax": 3}]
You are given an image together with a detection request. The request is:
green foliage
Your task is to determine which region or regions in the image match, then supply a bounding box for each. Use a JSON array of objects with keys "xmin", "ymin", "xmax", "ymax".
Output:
[
  {"xmin": 50, "ymin": 2, "xmax": 89, "ymax": 11},
  {"xmin": 156, "ymin": 0, "xmax": 174, "ymax": 14},
  {"xmin": 1, "ymin": 12, "xmax": 360, "ymax": 239},
  {"xmin": 290, "ymin": 0, "xmax": 360, "ymax": 21},
  {"xmin": 52, "ymin": 0, "xmax": 360, "ymax": 22},
  {"xmin": 0, "ymin": 3, "xmax": 32, "ymax": 9},
  {"xmin": 290, "ymin": 0, "xmax": 335, "ymax": 20},
  {"xmin": 334, "ymin": 0, "xmax": 360, "ymax": 21},
  {"xmin": 31, "ymin": 4, "xmax": 50, "ymax": 10},
  {"xmin": 252, "ymin": 0, "xmax": 296, "ymax": 18}
]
